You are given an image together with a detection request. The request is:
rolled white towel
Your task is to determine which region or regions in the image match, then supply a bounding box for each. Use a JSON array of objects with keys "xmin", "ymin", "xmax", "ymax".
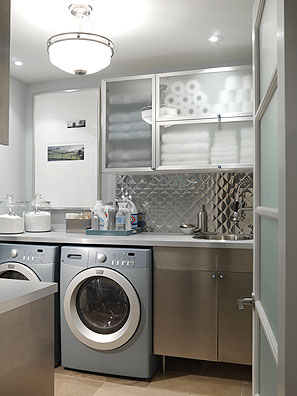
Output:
[
  {"xmin": 108, "ymin": 149, "xmax": 151, "ymax": 162},
  {"xmin": 242, "ymin": 74, "xmax": 253, "ymax": 89},
  {"xmin": 185, "ymin": 79, "xmax": 201, "ymax": 94},
  {"xmin": 219, "ymin": 90, "xmax": 236, "ymax": 103},
  {"xmin": 161, "ymin": 142, "xmax": 210, "ymax": 154},
  {"xmin": 171, "ymin": 81, "xmax": 186, "ymax": 95},
  {"xmin": 199, "ymin": 104, "xmax": 214, "ymax": 115},
  {"xmin": 108, "ymin": 93, "xmax": 151, "ymax": 105},
  {"xmin": 211, "ymin": 148, "xmax": 239, "ymax": 155},
  {"xmin": 225, "ymin": 75, "xmax": 242, "ymax": 90},
  {"xmin": 108, "ymin": 121, "xmax": 151, "ymax": 133},
  {"xmin": 108, "ymin": 131, "xmax": 151, "ymax": 140},
  {"xmin": 192, "ymin": 91, "xmax": 207, "ymax": 106},
  {"xmin": 228, "ymin": 102, "xmax": 243, "ymax": 113},
  {"xmin": 164, "ymin": 93, "xmax": 179, "ymax": 106},
  {"xmin": 180, "ymin": 105, "xmax": 199, "ymax": 116},
  {"xmin": 108, "ymin": 111, "xmax": 142, "ymax": 124},
  {"xmin": 213, "ymin": 140, "xmax": 238, "ymax": 147},
  {"xmin": 179, "ymin": 93, "xmax": 192, "ymax": 106},
  {"xmin": 236, "ymin": 89, "xmax": 251, "ymax": 102}
]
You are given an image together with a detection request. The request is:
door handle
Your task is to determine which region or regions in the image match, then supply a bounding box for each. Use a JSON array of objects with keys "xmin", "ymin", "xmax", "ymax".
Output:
[{"xmin": 238, "ymin": 293, "xmax": 255, "ymax": 310}]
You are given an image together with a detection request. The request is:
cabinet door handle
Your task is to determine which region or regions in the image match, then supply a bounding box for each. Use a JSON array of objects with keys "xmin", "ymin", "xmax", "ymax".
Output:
[
  {"xmin": 211, "ymin": 273, "xmax": 217, "ymax": 279},
  {"xmin": 219, "ymin": 273, "xmax": 224, "ymax": 279}
]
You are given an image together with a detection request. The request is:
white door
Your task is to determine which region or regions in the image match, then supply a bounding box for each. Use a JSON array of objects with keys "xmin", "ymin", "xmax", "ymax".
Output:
[{"xmin": 252, "ymin": 0, "xmax": 297, "ymax": 395}]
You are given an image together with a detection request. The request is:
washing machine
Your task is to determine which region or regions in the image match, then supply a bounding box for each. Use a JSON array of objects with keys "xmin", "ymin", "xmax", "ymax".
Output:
[
  {"xmin": 60, "ymin": 246, "xmax": 158, "ymax": 378},
  {"xmin": 0, "ymin": 243, "xmax": 61, "ymax": 366}
]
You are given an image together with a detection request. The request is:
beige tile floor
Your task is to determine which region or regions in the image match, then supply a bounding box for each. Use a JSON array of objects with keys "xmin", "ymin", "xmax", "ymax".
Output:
[{"xmin": 55, "ymin": 358, "xmax": 252, "ymax": 396}]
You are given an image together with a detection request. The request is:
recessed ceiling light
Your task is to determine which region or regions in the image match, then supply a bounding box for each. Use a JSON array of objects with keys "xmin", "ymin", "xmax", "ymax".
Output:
[
  {"xmin": 208, "ymin": 35, "xmax": 223, "ymax": 43},
  {"xmin": 14, "ymin": 60, "xmax": 23, "ymax": 66}
]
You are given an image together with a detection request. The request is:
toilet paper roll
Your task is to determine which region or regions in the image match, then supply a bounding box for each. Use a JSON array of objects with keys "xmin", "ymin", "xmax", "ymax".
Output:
[
  {"xmin": 219, "ymin": 90, "xmax": 236, "ymax": 103},
  {"xmin": 192, "ymin": 91, "xmax": 207, "ymax": 106},
  {"xmin": 164, "ymin": 93, "xmax": 179, "ymax": 106},
  {"xmin": 214, "ymin": 103, "xmax": 229, "ymax": 114},
  {"xmin": 181, "ymin": 105, "xmax": 199, "ymax": 116},
  {"xmin": 242, "ymin": 74, "xmax": 253, "ymax": 89},
  {"xmin": 185, "ymin": 79, "xmax": 201, "ymax": 94},
  {"xmin": 242, "ymin": 101, "xmax": 253, "ymax": 113},
  {"xmin": 170, "ymin": 81, "xmax": 185, "ymax": 95},
  {"xmin": 225, "ymin": 75, "xmax": 242, "ymax": 90},
  {"xmin": 236, "ymin": 89, "xmax": 251, "ymax": 102},
  {"xmin": 180, "ymin": 93, "xmax": 192, "ymax": 106},
  {"xmin": 228, "ymin": 102, "xmax": 243, "ymax": 113},
  {"xmin": 199, "ymin": 104, "xmax": 214, "ymax": 116}
]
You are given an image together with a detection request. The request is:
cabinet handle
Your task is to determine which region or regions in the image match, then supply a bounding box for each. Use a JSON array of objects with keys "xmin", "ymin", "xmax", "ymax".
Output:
[
  {"xmin": 211, "ymin": 273, "xmax": 217, "ymax": 279},
  {"xmin": 151, "ymin": 166, "xmax": 156, "ymax": 171},
  {"xmin": 219, "ymin": 273, "xmax": 224, "ymax": 279}
]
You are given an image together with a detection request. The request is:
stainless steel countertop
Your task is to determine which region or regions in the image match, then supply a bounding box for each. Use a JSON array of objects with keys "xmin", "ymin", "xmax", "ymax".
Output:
[
  {"xmin": 0, "ymin": 231, "xmax": 253, "ymax": 249},
  {"xmin": 0, "ymin": 279, "xmax": 58, "ymax": 315}
]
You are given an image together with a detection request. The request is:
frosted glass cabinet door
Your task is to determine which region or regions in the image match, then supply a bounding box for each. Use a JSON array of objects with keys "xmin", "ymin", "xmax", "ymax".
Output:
[
  {"xmin": 103, "ymin": 77, "xmax": 154, "ymax": 170},
  {"xmin": 157, "ymin": 120, "xmax": 253, "ymax": 169},
  {"xmin": 156, "ymin": 67, "xmax": 253, "ymax": 121}
]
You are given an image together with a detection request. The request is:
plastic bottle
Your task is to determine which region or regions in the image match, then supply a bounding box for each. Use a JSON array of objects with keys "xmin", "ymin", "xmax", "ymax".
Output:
[
  {"xmin": 116, "ymin": 203, "xmax": 126, "ymax": 231},
  {"xmin": 123, "ymin": 202, "xmax": 132, "ymax": 231},
  {"xmin": 105, "ymin": 202, "xmax": 116, "ymax": 230},
  {"xmin": 124, "ymin": 198, "xmax": 138, "ymax": 229},
  {"xmin": 93, "ymin": 200, "xmax": 106, "ymax": 230}
]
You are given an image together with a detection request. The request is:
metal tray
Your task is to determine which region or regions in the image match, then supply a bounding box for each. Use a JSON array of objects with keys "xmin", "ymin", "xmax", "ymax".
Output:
[{"xmin": 86, "ymin": 227, "xmax": 143, "ymax": 236}]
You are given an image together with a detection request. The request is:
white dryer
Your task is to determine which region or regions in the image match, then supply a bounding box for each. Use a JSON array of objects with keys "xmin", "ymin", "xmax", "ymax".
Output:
[
  {"xmin": 60, "ymin": 246, "xmax": 158, "ymax": 378},
  {"xmin": 0, "ymin": 243, "xmax": 61, "ymax": 365}
]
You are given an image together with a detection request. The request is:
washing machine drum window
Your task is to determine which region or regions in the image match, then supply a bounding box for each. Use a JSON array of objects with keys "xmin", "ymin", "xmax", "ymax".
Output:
[
  {"xmin": 76, "ymin": 276, "xmax": 130, "ymax": 335},
  {"xmin": 0, "ymin": 270, "xmax": 29, "ymax": 280}
]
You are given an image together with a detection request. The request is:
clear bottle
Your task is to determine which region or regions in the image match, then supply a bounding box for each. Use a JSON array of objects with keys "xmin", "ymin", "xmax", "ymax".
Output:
[
  {"xmin": 123, "ymin": 202, "xmax": 132, "ymax": 231},
  {"xmin": 105, "ymin": 202, "xmax": 116, "ymax": 230},
  {"xmin": 92, "ymin": 200, "xmax": 106, "ymax": 230},
  {"xmin": 116, "ymin": 203, "xmax": 126, "ymax": 231},
  {"xmin": 124, "ymin": 197, "xmax": 138, "ymax": 229}
]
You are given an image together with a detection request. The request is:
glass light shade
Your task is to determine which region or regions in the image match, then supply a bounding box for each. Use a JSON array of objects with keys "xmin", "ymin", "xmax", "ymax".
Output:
[{"xmin": 48, "ymin": 33, "xmax": 113, "ymax": 75}]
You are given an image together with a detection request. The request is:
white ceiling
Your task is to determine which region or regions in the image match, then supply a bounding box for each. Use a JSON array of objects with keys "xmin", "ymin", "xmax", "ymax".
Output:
[{"xmin": 10, "ymin": 0, "xmax": 253, "ymax": 84}]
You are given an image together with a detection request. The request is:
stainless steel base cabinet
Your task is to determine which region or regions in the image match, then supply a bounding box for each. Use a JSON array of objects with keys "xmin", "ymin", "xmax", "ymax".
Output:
[
  {"xmin": 153, "ymin": 247, "xmax": 218, "ymax": 361},
  {"xmin": 153, "ymin": 247, "xmax": 252, "ymax": 365}
]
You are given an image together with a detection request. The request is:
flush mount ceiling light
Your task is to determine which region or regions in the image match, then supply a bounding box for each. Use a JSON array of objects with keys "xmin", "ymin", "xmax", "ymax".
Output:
[
  {"xmin": 47, "ymin": 4, "xmax": 114, "ymax": 76},
  {"xmin": 208, "ymin": 34, "xmax": 223, "ymax": 43}
]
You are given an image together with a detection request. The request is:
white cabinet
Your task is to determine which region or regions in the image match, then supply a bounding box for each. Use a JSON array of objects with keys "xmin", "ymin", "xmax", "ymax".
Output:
[
  {"xmin": 102, "ymin": 66, "xmax": 253, "ymax": 173},
  {"xmin": 102, "ymin": 75, "xmax": 155, "ymax": 171}
]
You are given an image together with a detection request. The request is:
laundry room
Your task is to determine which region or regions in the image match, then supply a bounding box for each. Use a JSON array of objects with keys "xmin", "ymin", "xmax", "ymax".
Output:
[{"xmin": 1, "ymin": 0, "xmax": 297, "ymax": 396}]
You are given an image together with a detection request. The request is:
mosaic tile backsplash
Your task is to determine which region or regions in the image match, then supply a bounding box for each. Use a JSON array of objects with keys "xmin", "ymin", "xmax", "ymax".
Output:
[{"xmin": 116, "ymin": 172, "xmax": 253, "ymax": 234}]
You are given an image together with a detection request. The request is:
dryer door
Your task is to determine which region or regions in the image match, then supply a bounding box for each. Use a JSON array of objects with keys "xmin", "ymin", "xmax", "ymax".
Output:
[
  {"xmin": 64, "ymin": 267, "xmax": 141, "ymax": 351},
  {"xmin": 0, "ymin": 262, "xmax": 40, "ymax": 281}
]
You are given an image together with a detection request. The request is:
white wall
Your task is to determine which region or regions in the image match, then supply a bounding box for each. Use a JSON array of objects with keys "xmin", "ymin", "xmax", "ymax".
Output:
[{"xmin": 0, "ymin": 77, "xmax": 27, "ymax": 200}]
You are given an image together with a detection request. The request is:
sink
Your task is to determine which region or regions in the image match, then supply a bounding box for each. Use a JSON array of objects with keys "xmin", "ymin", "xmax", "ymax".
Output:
[{"xmin": 193, "ymin": 233, "xmax": 253, "ymax": 241}]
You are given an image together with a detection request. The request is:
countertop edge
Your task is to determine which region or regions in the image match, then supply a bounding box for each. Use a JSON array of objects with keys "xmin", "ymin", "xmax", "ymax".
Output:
[
  {"xmin": 0, "ymin": 281, "xmax": 58, "ymax": 315},
  {"xmin": 0, "ymin": 231, "xmax": 253, "ymax": 249}
]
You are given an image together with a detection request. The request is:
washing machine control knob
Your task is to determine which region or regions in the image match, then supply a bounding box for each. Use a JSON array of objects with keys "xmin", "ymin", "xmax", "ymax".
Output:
[
  {"xmin": 97, "ymin": 253, "xmax": 107, "ymax": 262},
  {"xmin": 10, "ymin": 249, "xmax": 18, "ymax": 258}
]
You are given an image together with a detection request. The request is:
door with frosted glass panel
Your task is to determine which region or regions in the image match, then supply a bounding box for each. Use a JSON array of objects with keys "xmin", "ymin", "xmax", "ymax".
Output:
[{"xmin": 253, "ymin": 0, "xmax": 278, "ymax": 395}]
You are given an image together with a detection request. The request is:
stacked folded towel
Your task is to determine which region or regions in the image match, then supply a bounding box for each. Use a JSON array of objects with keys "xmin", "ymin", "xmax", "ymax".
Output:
[
  {"xmin": 108, "ymin": 131, "xmax": 151, "ymax": 141},
  {"xmin": 108, "ymin": 93, "xmax": 151, "ymax": 105},
  {"xmin": 107, "ymin": 160, "xmax": 151, "ymax": 168},
  {"xmin": 108, "ymin": 111, "xmax": 142, "ymax": 123},
  {"xmin": 108, "ymin": 121, "xmax": 150, "ymax": 133},
  {"xmin": 160, "ymin": 130, "xmax": 210, "ymax": 166},
  {"xmin": 108, "ymin": 149, "xmax": 151, "ymax": 162},
  {"xmin": 240, "ymin": 127, "xmax": 254, "ymax": 163},
  {"xmin": 210, "ymin": 130, "xmax": 239, "ymax": 164}
]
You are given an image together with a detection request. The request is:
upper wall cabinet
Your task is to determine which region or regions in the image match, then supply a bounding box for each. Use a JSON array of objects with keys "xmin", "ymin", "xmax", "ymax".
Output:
[
  {"xmin": 0, "ymin": 0, "xmax": 10, "ymax": 146},
  {"xmin": 102, "ymin": 75, "xmax": 155, "ymax": 172},
  {"xmin": 101, "ymin": 66, "xmax": 253, "ymax": 173},
  {"xmin": 156, "ymin": 66, "xmax": 253, "ymax": 121}
]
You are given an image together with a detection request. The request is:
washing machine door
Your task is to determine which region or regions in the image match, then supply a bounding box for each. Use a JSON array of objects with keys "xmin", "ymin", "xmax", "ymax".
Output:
[
  {"xmin": 64, "ymin": 267, "xmax": 140, "ymax": 351},
  {"xmin": 0, "ymin": 262, "xmax": 40, "ymax": 281}
]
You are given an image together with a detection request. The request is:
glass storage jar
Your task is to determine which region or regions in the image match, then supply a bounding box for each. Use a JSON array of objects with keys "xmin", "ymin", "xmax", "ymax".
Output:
[
  {"xmin": 25, "ymin": 194, "xmax": 52, "ymax": 232},
  {"xmin": 0, "ymin": 194, "xmax": 25, "ymax": 234}
]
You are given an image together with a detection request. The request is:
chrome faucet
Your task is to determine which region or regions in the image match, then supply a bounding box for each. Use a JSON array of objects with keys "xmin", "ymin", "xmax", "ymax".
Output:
[{"xmin": 231, "ymin": 175, "xmax": 253, "ymax": 226}]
